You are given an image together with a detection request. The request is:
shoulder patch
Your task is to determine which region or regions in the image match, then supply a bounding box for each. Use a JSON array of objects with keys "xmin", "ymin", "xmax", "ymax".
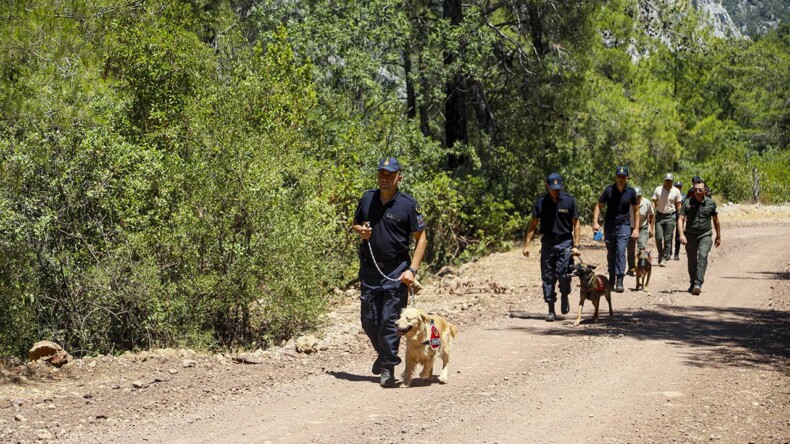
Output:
[{"xmin": 415, "ymin": 204, "xmax": 421, "ymax": 214}]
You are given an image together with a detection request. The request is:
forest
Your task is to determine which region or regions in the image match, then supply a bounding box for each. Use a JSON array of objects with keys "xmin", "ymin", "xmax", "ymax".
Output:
[{"xmin": 0, "ymin": 0, "xmax": 787, "ymax": 357}]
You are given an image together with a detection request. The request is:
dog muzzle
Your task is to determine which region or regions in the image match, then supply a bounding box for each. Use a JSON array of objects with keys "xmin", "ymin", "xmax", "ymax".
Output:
[{"xmin": 397, "ymin": 325, "xmax": 413, "ymax": 336}]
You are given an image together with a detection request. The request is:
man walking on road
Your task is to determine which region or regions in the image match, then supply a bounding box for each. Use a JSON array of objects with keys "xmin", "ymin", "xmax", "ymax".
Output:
[
  {"xmin": 593, "ymin": 166, "xmax": 639, "ymax": 293},
  {"xmin": 523, "ymin": 173, "xmax": 581, "ymax": 322},
  {"xmin": 627, "ymin": 187, "xmax": 654, "ymax": 275},
  {"xmin": 678, "ymin": 180, "xmax": 721, "ymax": 295},
  {"xmin": 652, "ymin": 173, "xmax": 683, "ymax": 266},
  {"xmin": 671, "ymin": 181, "xmax": 684, "ymax": 260},
  {"xmin": 352, "ymin": 157, "xmax": 427, "ymax": 387}
]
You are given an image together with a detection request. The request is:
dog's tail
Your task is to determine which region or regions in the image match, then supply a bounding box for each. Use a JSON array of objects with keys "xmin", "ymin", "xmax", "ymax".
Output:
[{"xmin": 449, "ymin": 324, "xmax": 458, "ymax": 339}]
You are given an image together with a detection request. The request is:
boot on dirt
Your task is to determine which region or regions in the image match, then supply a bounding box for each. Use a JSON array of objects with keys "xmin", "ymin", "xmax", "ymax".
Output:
[
  {"xmin": 371, "ymin": 357, "xmax": 381, "ymax": 375},
  {"xmin": 615, "ymin": 276, "xmax": 624, "ymax": 293},
  {"xmin": 560, "ymin": 294, "xmax": 570, "ymax": 315},
  {"xmin": 380, "ymin": 366, "xmax": 396, "ymax": 388},
  {"xmin": 546, "ymin": 303, "xmax": 556, "ymax": 322}
]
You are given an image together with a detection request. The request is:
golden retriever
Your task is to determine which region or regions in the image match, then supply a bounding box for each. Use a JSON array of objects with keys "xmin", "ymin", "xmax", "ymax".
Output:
[{"xmin": 396, "ymin": 307, "xmax": 457, "ymax": 387}]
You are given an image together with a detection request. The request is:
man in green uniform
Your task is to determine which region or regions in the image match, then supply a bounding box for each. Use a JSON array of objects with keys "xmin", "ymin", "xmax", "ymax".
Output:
[{"xmin": 678, "ymin": 181, "xmax": 722, "ymax": 295}]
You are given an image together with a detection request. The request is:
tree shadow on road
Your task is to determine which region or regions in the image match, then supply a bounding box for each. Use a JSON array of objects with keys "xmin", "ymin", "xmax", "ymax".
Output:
[
  {"xmin": 720, "ymin": 271, "xmax": 790, "ymax": 281},
  {"xmin": 503, "ymin": 305, "xmax": 790, "ymax": 376}
]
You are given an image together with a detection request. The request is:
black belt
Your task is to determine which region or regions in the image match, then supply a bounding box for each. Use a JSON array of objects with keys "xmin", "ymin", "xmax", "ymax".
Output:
[
  {"xmin": 542, "ymin": 235, "xmax": 572, "ymax": 243},
  {"xmin": 362, "ymin": 256, "xmax": 407, "ymax": 269}
]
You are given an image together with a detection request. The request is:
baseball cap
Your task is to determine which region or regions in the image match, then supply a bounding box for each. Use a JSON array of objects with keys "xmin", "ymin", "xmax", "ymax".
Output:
[
  {"xmin": 546, "ymin": 172, "xmax": 563, "ymax": 190},
  {"xmin": 634, "ymin": 186, "xmax": 643, "ymax": 196},
  {"xmin": 615, "ymin": 166, "xmax": 629, "ymax": 176},
  {"xmin": 674, "ymin": 181, "xmax": 683, "ymax": 188},
  {"xmin": 377, "ymin": 157, "xmax": 400, "ymax": 172},
  {"xmin": 664, "ymin": 173, "xmax": 674, "ymax": 181},
  {"xmin": 691, "ymin": 175, "xmax": 703, "ymax": 184}
]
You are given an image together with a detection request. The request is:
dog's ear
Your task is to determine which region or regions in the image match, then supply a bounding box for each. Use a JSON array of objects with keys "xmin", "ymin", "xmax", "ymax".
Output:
[
  {"xmin": 588, "ymin": 264, "xmax": 597, "ymax": 270},
  {"xmin": 420, "ymin": 313, "xmax": 430, "ymax": 324}
]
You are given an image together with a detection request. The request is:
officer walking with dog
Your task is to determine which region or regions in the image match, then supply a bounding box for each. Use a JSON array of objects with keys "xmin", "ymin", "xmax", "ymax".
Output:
[
  {"xmin": 352, "ymin": 157, "xmax": 427, "ymax": 387},
  {"xmin": 627, "ymin": 187, "xmax": 654, "ymax": 275},
  {"xmin": 678, "ymin": 180, "xmax": 721, "ymax": 295},
  {"xmin": 592, "ymin": 166, "xmax": 639, "ymax": 293},
  {"xmin": 652, "ymin": 173, "xmax": 683, "ymax": 266},
  {"xmin": 522, "ymin": 172, "xmax": 581, "ymax": 322}
]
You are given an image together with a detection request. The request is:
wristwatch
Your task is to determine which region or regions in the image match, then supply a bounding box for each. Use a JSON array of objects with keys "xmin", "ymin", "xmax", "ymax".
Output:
[{"xmin": 408, "ymin": 267, "xmax": 418, "ymax": 275}]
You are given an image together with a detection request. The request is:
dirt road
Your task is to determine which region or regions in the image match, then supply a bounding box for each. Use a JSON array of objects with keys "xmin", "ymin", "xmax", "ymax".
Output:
[{"xmin": 3, "ymin": 219, "xmax": 789, "ymax": 443}]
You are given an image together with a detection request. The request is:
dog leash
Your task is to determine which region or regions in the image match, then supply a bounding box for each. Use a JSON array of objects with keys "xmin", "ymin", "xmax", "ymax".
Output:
[{"xmin": 365, "ymin": 239, "xmax": 418, "ymax": 307}]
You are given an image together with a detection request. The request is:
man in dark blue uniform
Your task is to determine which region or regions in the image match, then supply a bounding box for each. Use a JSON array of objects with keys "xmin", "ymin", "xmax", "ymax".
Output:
[
  {"xmin": 592, "ymin": 166, "xmax": 639, "ymax": 293},
  {"xmin": 522, "ymin": 173, "xmax": 581, "ymax": 321},
  {"xmin": 352, "ymin": 157, "xmax": 427, "ymax": 387}
]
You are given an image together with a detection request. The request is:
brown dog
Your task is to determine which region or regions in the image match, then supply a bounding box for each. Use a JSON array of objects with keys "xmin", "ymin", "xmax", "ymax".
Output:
[
  {"xmin": 571, "ymin": 263, "xmax": 613, "ymax": 326},
  {"xmin": 396, "ymin": 307, "xmax": 457, "ymax": 387},
  {"xmin": 636, "ymin": 249, "xmax": 652, "ymax": 291}
]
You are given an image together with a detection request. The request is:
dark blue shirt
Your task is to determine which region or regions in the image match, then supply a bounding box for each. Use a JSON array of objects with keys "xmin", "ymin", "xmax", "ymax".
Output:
[
  {"xmin": 354, "ymin": 189, "xmax": 425, "ymax": 262},
  {"xmin": 599, "ymin": 185, "xmax": 637, "ymax": 226},
  {"xmin": 532, "ymin": 192, "xmax": 578, "ymax": 242}
]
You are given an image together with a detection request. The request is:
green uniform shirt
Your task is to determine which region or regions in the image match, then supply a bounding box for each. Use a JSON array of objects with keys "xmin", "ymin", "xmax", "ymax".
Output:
[{"xmin": 681, "ymin": 195, "xmax": 718, "ymax": 237}]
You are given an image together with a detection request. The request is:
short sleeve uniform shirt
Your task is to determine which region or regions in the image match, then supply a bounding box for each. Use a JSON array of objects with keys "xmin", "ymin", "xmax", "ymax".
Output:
[
  {"xmin": 681, "ymin": 196, "xmax": 718, "ymax": 237},
  {"xmin": 353, "ymin": 190, "xmax": 425, "ymax": 262},
  {"xmin": 599, "ymin": 185, "xmax": 637, "ymax": 226},
  {"xmin": 532, "ymin": 192, "xmax": 578, "ymax": 243}
]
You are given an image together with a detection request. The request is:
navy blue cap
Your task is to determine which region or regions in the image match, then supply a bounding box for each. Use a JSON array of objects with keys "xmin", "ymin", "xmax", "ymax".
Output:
[
  {"xmin": 615, "ymin": 166, "xmax": 629, "ymax": 176},
  {"xmin": 691, "ymin": 175, "xmax": 703, "ymax": 184},
  {"xmin": 377, "ymin": 157, "xmax": 400, "ymax": 172},
  {"xmin": 674, "ymin": 181, "xmax": 683, "ymax": 188},
  {"xmin": 546, "ymin": 172, "xmax": 563, "ymax": 190}
]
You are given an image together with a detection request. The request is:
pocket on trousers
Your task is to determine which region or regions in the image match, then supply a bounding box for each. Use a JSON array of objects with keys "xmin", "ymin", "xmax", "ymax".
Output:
[{"xmin": 360, "ymin": 293, "xmax": 378, "ymax": 325}]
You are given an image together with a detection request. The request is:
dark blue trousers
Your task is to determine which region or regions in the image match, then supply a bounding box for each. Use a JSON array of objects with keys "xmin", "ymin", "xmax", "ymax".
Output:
[
  {"xmin": 604, "ymin": 223, "xmax": 631, "ymax": 282},
  {"xmin": 359, "ymin": 263, "xmax": 408, "ymax": 367},
  {"xmin": 540, "ymin": 239, "xmax": 573, "ymax": 303}
]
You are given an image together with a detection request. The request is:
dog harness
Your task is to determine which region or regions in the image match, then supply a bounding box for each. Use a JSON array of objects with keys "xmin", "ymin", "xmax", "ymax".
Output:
[
  {"xmin": 595, "ymin": 276, "xmax": 605, "ymax": 292},
  {"xmin": 581, "ymin": 276, "xmax": 606, "ymax": 298},
  {"xmin": 421, "ymin": 319, "xmax": 441, "ymax": 349}
]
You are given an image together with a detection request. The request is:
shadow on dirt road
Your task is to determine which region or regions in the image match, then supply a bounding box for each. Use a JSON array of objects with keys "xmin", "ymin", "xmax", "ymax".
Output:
[{"xmin": 499, "ymin": 305, "xmax": 790, "ymax": 375}]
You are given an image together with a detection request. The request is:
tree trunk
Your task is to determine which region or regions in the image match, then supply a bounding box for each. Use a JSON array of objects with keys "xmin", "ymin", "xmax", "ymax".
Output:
[
  {"xmin": 527, "ymin": 4, "xmax": 547, "ymax": 57},
  {"xmin": 404, "ymin": 46, "xmax": 417, "ymax": 119},
  {"xmin": 444, "ymin": 0, "xmax": 468, "ymax": 168}
]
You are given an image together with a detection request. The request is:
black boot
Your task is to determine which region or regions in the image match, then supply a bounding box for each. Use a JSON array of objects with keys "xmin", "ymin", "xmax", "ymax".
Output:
[
  {"xmin": 560, "ymin": 294, "xmax": 570, "ymax": 315},
  {"xmin": 380, "ymin": 366, "xmax": 396, "ymax": 387},
  {"xmin": 615, "ymin": 276, "xmax": 624, "ymax": 293},
  {"xmin": 371, "ymin": 357, "xmax": 382, "ymax": 375},
  {"xmin": 546, "ymin": 303, "xmax": 556, "ymax": 322}
]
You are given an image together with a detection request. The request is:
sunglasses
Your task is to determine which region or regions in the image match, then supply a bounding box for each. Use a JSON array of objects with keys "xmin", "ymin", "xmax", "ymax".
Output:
[{"xmin": 694, "ymin": 188, "xmax": 705, "ymax": 193}]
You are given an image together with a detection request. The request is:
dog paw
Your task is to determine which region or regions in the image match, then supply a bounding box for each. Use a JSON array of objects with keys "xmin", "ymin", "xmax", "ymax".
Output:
[
  {"xmin": 437, "ymin": 376, "xmax": 448, "ymax": 384},
  {"xmin": 399, "ymin": 382, "xmax": 411, "ymax": 388}
]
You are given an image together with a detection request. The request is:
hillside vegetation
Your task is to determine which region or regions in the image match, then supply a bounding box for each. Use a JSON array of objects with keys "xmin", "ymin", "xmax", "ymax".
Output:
[{"xmin": 0, "ymin": 0, "xmax": 787, "ymax": 357}]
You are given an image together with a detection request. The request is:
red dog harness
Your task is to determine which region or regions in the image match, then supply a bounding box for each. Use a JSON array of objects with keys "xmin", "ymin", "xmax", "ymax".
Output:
[
  {"xmin": 595, "ymin": 276, "xmax": 605, "ymax": 292},
  {"xmin": 422, "ymin": 319, "xmax": 441, "ymax": 349},
  {"xmin": 429, "ymin": 320, "xmax": 441, "ymax": 350}
]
